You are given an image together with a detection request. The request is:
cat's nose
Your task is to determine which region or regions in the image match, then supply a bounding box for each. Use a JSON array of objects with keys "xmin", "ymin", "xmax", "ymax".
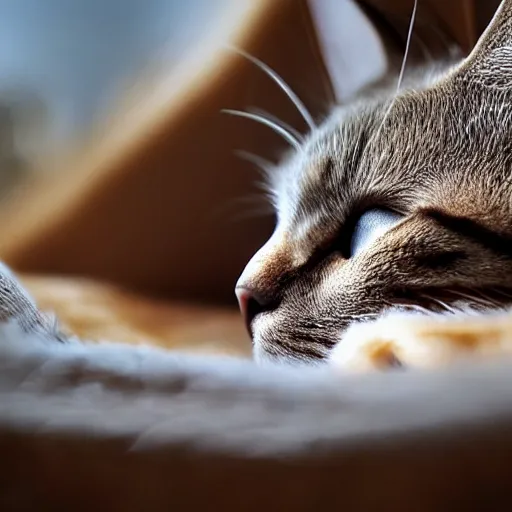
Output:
[{"xmin": 235, "ymin": 286, "xmax": 274, "ymax": 332}]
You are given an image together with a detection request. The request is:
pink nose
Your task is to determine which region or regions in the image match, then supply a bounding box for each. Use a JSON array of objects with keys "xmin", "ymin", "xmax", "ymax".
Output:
[
  {"xmin": 235, "ymin": 286, "xmax": 272, "ymax": 333},
  {"xmin": 235, "ymin": 287, "xmax": 250, "ymax": 320}
]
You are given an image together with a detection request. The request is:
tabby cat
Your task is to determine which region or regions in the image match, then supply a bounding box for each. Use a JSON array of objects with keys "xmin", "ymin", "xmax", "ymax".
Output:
[
  {"xmin": 235, "ymin": 0, "xmax": 512, "ymax": 371},
  {"xmin": 1, "ymin": 1, "xmax": 512, "ymax": 377}
]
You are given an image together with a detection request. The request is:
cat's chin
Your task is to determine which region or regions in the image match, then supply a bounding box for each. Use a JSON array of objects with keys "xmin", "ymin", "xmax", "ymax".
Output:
[
  {"xmin": 252, "ymin": 344, "xmax": 326, "ymax": 368},
  {"xmin": 252, "ymin": 337, "xmax": 274, "ymax": 365},
  {"xmin": 251, "ymin": 321, "xmax": 330, "ymax": 367},
  {"xmin": 250, "ymin": 313, "xmax": 276, "ymax": 362}
]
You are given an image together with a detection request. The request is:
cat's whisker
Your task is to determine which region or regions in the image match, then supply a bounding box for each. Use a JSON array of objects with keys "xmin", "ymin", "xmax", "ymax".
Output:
[
  {"xmin": 222, "ymin": 109, "xmax": 302, "ymax": 150},
  {"xmin": 345, "ymin": 312, "xmax": 380, "ymax": 320},
  {"xmin": 483, "ymin": 288, "xmax": 512, "ymax": 302},
  {"xmin": 447, "ymin": 289, "xmax": 500, "ymax": 309},
  {"xmin": 395, "ymin": 0, "xmax": 419, "ymax": 94},
  {"xmin": 423, "ymin": 295, "xmax": 459, "ymax": 314},
  {"xmin": 323, "ymin": 313, "xmax": 379, "ymax": 324},
  {"xmin": 250, "ymin": 108, "xmax": 305, "ymax": 142},
  {"xmin": 234, "ymin": 150, "xmax": 274, "ymax": 176},
  {"xmin": 364, "ymin": 0, "xmax": 418, "ymax": 162},
  {"xmin": 228, "ymin": 47, "xmax": 316, "ymax": 131},
  {"xmin": 392, "ymin": 288, "xmax": 504, "ymax": 317},
  {"xmin": 481, "ymin": 294, "xmax": 506, "ymax": 308},
  {"xmin": 390, "ymin": 295, "xmax": 463, "ymax": 315},
  {"xmin": 388, "ymin": 302, "xmax": 432, "ymax": 315},
  {"xmin": 426, "ymin": 288, "xmax": 503, "ymax": 312}
]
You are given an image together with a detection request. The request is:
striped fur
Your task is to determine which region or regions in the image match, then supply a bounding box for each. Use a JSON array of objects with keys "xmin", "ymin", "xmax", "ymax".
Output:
[{"xmin": 237, "ymin": 1, "xmax": 512, "ymax": 366}]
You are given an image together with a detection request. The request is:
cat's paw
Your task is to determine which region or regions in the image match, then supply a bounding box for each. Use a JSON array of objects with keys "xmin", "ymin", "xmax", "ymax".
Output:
[{"xmin": 328, "ymin": 309, "xmax": 512, "ymax": 373}]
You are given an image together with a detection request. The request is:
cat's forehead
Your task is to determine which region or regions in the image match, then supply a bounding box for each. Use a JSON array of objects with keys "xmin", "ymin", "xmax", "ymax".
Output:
[
  {"xmin": 267, "ymin": 104, "xmax": 385, "ymax": 248},
  {"xmin": 270, "ymin": 80, "xmax": 512, "ymax": 237},
  {"xmin": 271, "ymin": 100, "xmax": 401, "ymax": 225}
]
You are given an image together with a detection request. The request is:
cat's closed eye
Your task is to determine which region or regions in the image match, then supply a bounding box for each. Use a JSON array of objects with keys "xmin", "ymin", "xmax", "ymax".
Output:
[{"xmin": 348, "ymin": 208, "xmax": 403, "ymax": 258}]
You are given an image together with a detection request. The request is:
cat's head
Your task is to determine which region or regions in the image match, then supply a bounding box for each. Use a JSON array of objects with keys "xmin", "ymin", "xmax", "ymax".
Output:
[{"xmin": 235, "ymin": 1, "xmax": 512, "ymax": 364}]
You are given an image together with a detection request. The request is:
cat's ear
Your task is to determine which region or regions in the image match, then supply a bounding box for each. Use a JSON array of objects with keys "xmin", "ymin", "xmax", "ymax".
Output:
[
  {"xmin": 308, "ymin": 0, "xmax": 388, "ymax": 102},
  {"xmin": 453, "ymin": 1, "xmax": 512, "ymax": 88}
]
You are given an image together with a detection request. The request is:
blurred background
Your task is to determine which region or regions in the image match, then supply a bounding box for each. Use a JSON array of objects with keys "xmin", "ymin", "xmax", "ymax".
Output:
[
  {"xmin": 0, "ymin": 0, "xmax": 500, "ymax": 355},
  {"xmin": 0, "ymin": 0, "xmax": 247, "ymax": 183}
]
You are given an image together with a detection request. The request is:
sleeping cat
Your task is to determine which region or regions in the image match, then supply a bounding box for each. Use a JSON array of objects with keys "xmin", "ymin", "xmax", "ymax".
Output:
[
  {"xmin": 234, "ymin": 0, "xmax": 512, "ymax": 371},
  {"xmin": 1, "ymin": 0, "xmax": 512, "ymax": 377}
]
